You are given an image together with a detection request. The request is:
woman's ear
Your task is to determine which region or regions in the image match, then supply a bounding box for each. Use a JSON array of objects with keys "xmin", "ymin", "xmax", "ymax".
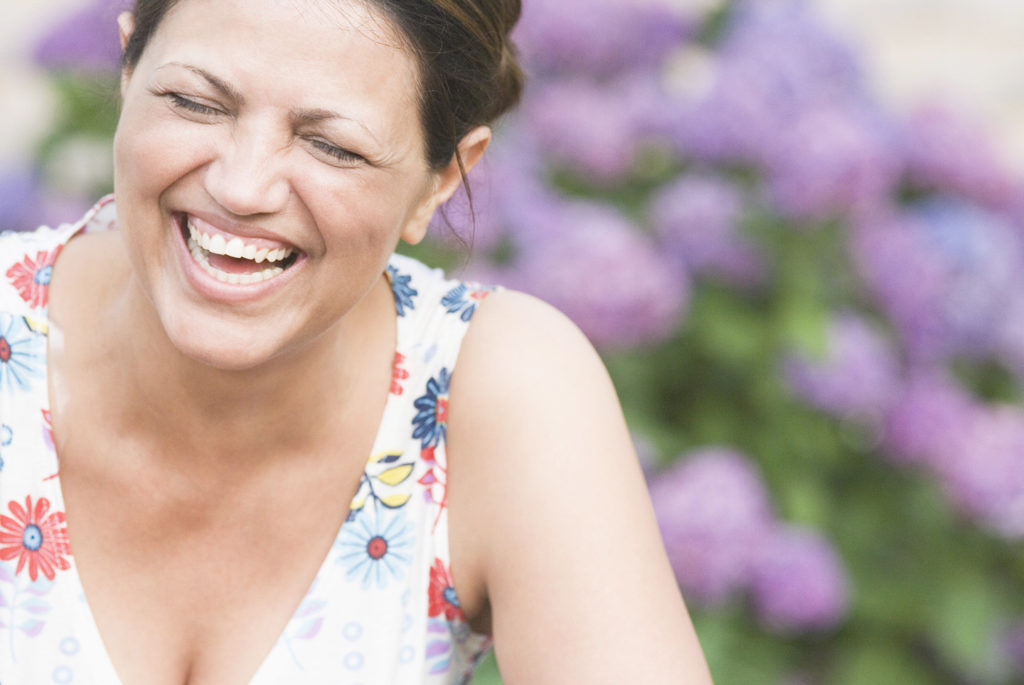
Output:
[
  {"xmin": 400, "ymin": 126, "xmax": 492, "ymax": 245},
  {"xmin": 118, "ymin": 11, "xmax": 135, "ymax": 49},
  {"xmin": 118, "ymin": 12, "xmax": 136, "ymax": 95}
]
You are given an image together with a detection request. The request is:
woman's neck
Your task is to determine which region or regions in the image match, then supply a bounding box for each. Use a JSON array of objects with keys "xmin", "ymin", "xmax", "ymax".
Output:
[{"xmin": 49, "ymin": 231, "xmax": 396, "ymax": 472}]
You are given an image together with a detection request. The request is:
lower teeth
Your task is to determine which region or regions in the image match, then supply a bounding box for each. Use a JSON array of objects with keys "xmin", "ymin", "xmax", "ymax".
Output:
[{"xmin": 188, "ymin": 238, "xmax": 284, "ymax": 285}]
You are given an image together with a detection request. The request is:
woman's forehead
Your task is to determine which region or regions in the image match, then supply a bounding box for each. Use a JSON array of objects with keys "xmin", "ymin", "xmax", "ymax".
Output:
[
  {"xmin": 143, "ymin": 0, "xmax": 424, "ymax": 149},
  {"xmin": 285, "ymin": 0, "xmax": 409, "ymax": 49},
  {"xmin": 158, "ymin": 0, "xmax": 408, "ymax": 49},
  {"xmin": 148, "ymin": 0, "xmax": 418, "ymax": 96}
]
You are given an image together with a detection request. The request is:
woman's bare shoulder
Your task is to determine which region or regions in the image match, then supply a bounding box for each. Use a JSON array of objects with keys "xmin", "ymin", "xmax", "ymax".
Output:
[{"xmin": 447, "ymin": 289, "xmax": 713, "ymax": 684}]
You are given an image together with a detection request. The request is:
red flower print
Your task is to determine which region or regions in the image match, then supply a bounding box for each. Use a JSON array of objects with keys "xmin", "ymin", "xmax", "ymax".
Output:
[
  {"xmin": 6, "ymin": 248, "xmax": 60, "ymax": 309},
  {"xmin": 0, "ymin": 496, "xmax": 71, "ymax": 581},
  {"xmin": 435, "ymin": 396, "xmax": 448, "ymax": 424},
  {"xmin": 391, "ymin": 352, "xmax": 410, "ymax": 395},
  {"xmin": 428, "ymin": 558, "xmax": 465, "ymax": 621}
]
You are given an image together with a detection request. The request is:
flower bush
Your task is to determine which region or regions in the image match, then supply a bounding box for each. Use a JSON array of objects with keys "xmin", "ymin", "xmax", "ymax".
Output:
[{"xmin": 8, "ymin": 0, "xmax": 1024, "ymax": 682}]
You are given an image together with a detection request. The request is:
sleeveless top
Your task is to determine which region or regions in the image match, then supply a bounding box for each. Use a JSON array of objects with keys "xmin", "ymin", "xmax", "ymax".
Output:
[{"xmin": 0, "ymin": 197, "xmax": 495, "ymax": 684}]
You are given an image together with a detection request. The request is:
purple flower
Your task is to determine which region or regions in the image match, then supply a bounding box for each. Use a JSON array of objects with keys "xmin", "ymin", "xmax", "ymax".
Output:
[
  {"xmin": 783, "ymin": 313, "xmax": 901, "ymax": 420},
  {"xmin": 507, "ymin": 200, "xmax": 688, "ymax": 349},
  {"xmin": 750, "ymin": 525, "xmax": 849, "ymax": 633},
  {"xmin": 1000, "ymin": 621, "xmax": 1024, "ymax": 675},
  {"xmin": 648, "ymin": 448, "xmax": 775, "ymax": 605},
  {"xmin": 852, "ymin": 201, "xmax": 1024, "ymax": 363},
  {"xmin": 903, "ymin": 103, "xmax": 1020, "ymax": 212},
  {"xmin": 0, "ymin": 168, "xmax": 87, "ymax": 233},
  {"xmin": 673, "ymin": 0, "xmax": 865, "ymax": 164},
  {"xmin": 514, "ymin": 0, "xmax": 691, "ymax": 78},
  {"xmin": 0, "ymin": 170, "xmax": 40, "ymax": 232},
  {"xmin": 994, "ymin": 296, "xmax": 1024, "ymax": 386},
  {"xmin": 649, "ymin": 172, "xmax": 764, "ymax": 286},
  {"xmin": 721, "ymin": 0, "xmax": 865, "ymax": 102},
  {"xmin": 936, "ymin": 406, "xmax": 1024, "ymax": 539},
  {"xmin": 764, "ymin": 104, "xmax": 901, "ymax": 221},
  {"xmin": 882, "ymin": 370, "xmax": 979, "ymax": 468},
  {"xmin": 34, "ymin": 0, "xmax": 130, "ymax": 73},
  {"xmin": 520, "ymin": 71, "xmax": 672, "ymax": 184}
]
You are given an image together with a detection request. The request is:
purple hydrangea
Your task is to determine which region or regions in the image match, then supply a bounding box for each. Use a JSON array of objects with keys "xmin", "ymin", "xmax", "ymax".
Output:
[
  {"xmin": 0, "ymin": 167, "xmax": 92, "ymax": 232},
  {"xmin": 764, "ymin": 103, "xmax": 902, "ymax": 221},
  {"xmin": 506, "ymin": 200, "xmax": 688, "ymax": 349},
  {"xmin": 673, "ymin": 0, "xmax": 865, "ymax": 164},
  {"xmin": 722, "ymin": 0, "xmax": 865, "ymax": 103},
  {"xmin": 649, "ymin": 172, "xmax": 764, "ymax": 287},
  {"xmin": 852, "ymin": 201, "xmax": 1024, "ymax": 363},
  {"xmin": 994, "ymin": 295, "xmax": 1024, "ymax": 387},
  {"xmin": 513, "ymin": 0, "xmax": 691, "ymax": 78},
  {"xmin": 0, "ymin": 169, "xmax": 41, "ymax": 232},
  {"xmin": 1000, "ymin": 621, "xmax": 1024, "ymax": 676},
  {"xmin": 648, "ymin": 447, "xmax": 775, "ymax": 605},
  {"xmin": 851, "ymin": 211, "xmax": 949, "ymax": 362},
  {"xmin": 520, "ymin": 71, "xmax": 673, "ymax": 184},
  {"xmin": 903, "ymin": 103, "xmax": 1020, "ymax": 212},
  {"xmin": 882, "ymin": 370, "xmax": 979, "ymax": 468},
  {"xmin": 935, "ymin": 406, "xmax": 1024, "ymax": 539},
  {"xmin": 750, "ymin": 525, "xmax": 849, "ymax": 633},
  {"xmin": 783, "ymin": 313, "xmax": 901, "ymax": 420},
  {"xmin": 34, "ymin": 0, "xmax": 130, "ymax": 73}
]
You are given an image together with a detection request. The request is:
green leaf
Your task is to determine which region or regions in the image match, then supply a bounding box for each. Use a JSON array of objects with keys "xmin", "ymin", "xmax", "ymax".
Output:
[
  {"xmin": 926, "ymin": 570, "xmax": 1003, "ymax": 678},
  {"xmin": 831, "ymin": 639, "xmax": 935, "ymax": 685}
]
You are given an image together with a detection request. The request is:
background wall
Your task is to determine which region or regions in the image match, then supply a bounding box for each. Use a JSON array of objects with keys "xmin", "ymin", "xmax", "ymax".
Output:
[{"xmin": 819, "ymin": 0, "xmax": 1024, "ymax": 168}]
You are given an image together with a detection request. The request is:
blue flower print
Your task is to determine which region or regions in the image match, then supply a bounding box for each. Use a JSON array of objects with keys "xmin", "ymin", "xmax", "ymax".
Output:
[
  {"xmin": 440, "ymin": 283, "xmax": 493, "ymax": 322},
  {"xmin": 0, "ymin": 313, "xmax": 45, "ymax": 393},
  {"xmin": 412, "ymin": 368, "xmax": 450, "ymax": 449},
  {"xmin": 335, "ymin": 507, "xmax": 414, "ymax": 589},
  {"xmin": 387, "ymin": 265, "xmax": 418, "ymax": 317}
]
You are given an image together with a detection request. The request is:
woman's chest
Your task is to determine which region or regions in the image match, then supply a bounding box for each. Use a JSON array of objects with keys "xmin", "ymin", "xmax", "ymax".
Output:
[{"xmin": 54, "ymin": 438, "xmax": 365, "ymax": 684}]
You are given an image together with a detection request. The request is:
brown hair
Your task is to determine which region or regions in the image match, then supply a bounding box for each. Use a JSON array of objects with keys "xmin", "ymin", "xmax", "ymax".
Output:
[{"xmin": 121, "ymin": 0, "xmax": 525, "ymax": 172}]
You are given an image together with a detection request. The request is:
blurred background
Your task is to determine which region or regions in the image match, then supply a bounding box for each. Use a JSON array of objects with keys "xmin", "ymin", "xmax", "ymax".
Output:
[{"xmin": 5, "ymin": 0, "xmax": 1024, "ymax": 683}]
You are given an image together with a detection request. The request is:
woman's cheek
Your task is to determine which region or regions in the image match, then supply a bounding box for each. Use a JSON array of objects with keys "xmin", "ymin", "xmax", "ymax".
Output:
[{"xmin": 115, "ymin": 107, "xmax": 216, "ymax": 192}]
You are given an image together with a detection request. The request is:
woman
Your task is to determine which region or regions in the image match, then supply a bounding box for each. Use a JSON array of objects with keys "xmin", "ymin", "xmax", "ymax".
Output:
[{"xmin": 0, "ymin": 0, "xmax": 713, "ymax": 682}]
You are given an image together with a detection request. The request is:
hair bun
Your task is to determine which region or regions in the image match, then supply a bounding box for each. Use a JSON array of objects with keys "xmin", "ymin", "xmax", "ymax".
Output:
[{"xmin": 488, "ymin": 39, "xmax": 525, "ymax": 122}]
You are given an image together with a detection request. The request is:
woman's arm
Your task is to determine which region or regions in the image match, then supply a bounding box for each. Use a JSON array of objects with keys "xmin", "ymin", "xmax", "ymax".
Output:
[{"xmin": 447, "ymin": 290, "xmax": 713, "ymax": 684}]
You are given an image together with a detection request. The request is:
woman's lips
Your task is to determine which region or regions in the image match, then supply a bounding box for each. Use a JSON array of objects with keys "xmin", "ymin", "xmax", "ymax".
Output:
[
  {"xmin": 179, "ymin": 212, "xmax": 302, "ymax": 284},
  {"xmin": 172, "ymin": 211, "xmax": 307, "ymax": 296}
]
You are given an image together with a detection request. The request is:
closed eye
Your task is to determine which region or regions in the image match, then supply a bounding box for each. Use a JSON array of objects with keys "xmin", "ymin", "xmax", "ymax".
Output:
[
  {"xmin": 309, "ymin": 138, "xmax": 364, "ymax": 165},
  {"xmin": 165, "ymin": 93, "xmax": 222, "ymax": 116}
]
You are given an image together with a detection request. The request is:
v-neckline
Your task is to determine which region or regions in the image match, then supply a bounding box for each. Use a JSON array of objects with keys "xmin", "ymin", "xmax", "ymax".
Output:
[{"xmin": 40, "ymin": 216, "xmax": 408, "ymax": 684}]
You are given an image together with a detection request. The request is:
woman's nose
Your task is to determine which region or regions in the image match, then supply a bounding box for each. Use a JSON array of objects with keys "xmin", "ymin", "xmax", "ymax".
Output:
[{"xmin": 203, "ymin": 126, "xmax": 291, "ymax": 217}]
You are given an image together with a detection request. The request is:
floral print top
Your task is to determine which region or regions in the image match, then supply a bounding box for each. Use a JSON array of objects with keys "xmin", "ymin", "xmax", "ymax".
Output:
[{"xmin": 0, "ymin": 197, "xmax": 496, "ymax": 684}]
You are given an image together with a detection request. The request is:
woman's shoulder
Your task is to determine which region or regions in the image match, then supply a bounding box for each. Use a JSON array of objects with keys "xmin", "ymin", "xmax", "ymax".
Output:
[
  {"xmin": 456, "ymin": 287, "xmax": 606, "ymax": 400},
  {"xmin": 446, "ymin": 288, "xmax": 711, "ymax": 681},
  {"xmin": 0, "ymin": 196, "xmax": 116, "ymax": 315}
]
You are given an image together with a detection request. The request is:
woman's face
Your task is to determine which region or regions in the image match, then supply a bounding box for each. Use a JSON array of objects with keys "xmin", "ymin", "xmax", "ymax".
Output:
[{"xmin": 114, "ymin": 0, "xmax": 445, "ymax": 370}]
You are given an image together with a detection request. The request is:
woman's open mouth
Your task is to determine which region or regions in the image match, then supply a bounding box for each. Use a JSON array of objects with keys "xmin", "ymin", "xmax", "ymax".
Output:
[{"xmin": 180, "ymin": 214, "xmax": 301, "ymax": 285}]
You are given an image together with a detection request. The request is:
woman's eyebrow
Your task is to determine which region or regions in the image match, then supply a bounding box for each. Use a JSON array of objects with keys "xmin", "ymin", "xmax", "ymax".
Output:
[
  {"xmin": 291, "ymin": 108, "xmax": 381, "ymax": 146},
  {"xmin": 158, "ymin": 62, "xmax": 244, "ymax": 104}
]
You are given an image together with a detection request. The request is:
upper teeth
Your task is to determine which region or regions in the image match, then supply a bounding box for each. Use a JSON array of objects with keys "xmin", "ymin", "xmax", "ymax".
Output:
[{"xmin": 188, "ymin": 220, "xmax": 295, "ymax": 264}]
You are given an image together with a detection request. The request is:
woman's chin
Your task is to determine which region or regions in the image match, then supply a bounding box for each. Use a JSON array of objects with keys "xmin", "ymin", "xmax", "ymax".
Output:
[
  {"xmin": 170, "ymin": 336, "xmax": 278, "ymax": 372},
  {"xmin": 155, "ymin": 312, "xmax": 292, "ymax": 374}
]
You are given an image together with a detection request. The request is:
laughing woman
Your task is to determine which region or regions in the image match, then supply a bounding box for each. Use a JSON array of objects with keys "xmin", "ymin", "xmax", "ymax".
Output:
[{"xmin": 0, "ymin": 1, "xmax": 713, "ymax": 683}]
